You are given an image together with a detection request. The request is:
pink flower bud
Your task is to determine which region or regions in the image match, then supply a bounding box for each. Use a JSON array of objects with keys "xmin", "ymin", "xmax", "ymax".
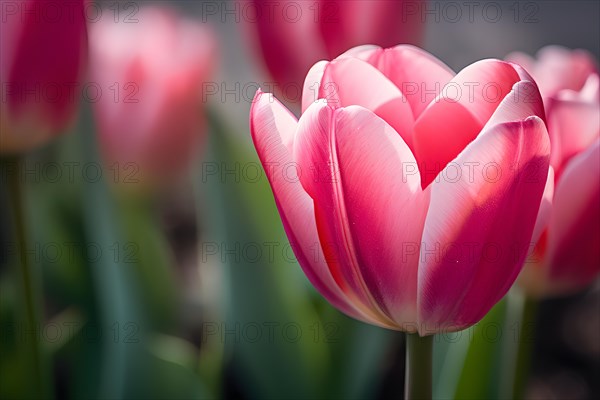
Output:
[{"xmin": 89, "ymin": 6, "xmax": 216, "ymax": 186}]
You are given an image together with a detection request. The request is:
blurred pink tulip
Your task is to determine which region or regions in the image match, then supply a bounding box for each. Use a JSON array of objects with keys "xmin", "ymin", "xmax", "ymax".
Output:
[
  {"xmin": 89, "ymin": 6, "xmax": 216, "ymax": 186},
  {"xmin": 250, "ymin": 45, "xmax": 550, "ymax": 334},
  {"xmin": 507, "ymin": 46, "xmax": 600, "ymax": 296},
  {"xmin": 0, "ymin": 0, "xmax": 87, "ymax": 153},
  {"xmin": 242, "ymin": 0, "xmax": 424, "ymax": 101}
]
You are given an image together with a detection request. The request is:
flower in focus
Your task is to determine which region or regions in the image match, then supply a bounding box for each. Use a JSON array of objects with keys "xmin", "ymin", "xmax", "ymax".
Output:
[
  {"xmin": 507, "ymin": 46, "xmax": 600, "ymax": 296},
  {"xmin": 89, "ymin": 6, "xmax": 216, "ymax": 186},
  {"xmin": 242, "ymin": 0, "xmax": 424, "ymax": 101},
  {"xmin": 0, "ymin": 0, "xmax": 87, "ymax": 153},
  {"xmin": 250, "ymin": 45, "xmax": 551, "ymax": 334}
]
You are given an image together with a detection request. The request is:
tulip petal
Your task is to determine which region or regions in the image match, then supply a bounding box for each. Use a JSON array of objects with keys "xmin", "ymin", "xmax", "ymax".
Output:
[
  {"xmin": 294, "ymin": 102, "xmax": 427, "ymax": 329},
  {"xmin": 505, "ymin": 51, "xmax": 535, "ymax": 75},
  {"xmin": 412, "ymin": 98, "xmax": 482, "ymax": 189},
  {"xmin": 547, "ymin": 96, "xmax": 600, "ymax": 171},
  {"xmin": 508, "ymin": 46, "xmax": 599, "ymax": 98},
  {"xmin": 484, "ymin": 81, "xmax": 545, "ymax": 128},
  {"xmin": 545, "ymin": 140, "xmax": 600, "ymax": 292},
  {"xmin": 302, "ymin": 60, "xmax": 328, "ymax": 113},
  {"xmin": 318, "ymin": 1, "xmax": 424, "ymax": 60},
  {"xmin": 6, "ymin": 0, "xmax": 86, "ymax": 127},
  {"xmin": 338, "ymin": 44, "xmax": 382, "ymax": 61},
  {"xmin": 243, "ymin": 1, "xmax": 326, "ymax": 90},
  {"xmin": 1, "ymin": 0, "xmax": 87, "ymax": 152},
  {"xmin": 418, "ymin": 117, "xmax": 550, "ymax": 333},
  {"xmin": 531, "ymin": 166, "xmax": 555, "ymax": 245},
  {"xmin": 306, "ymin": 57, "xmax": 415, "ymax": 149},
  {"xmin": 413, "ymin": 60, "xmax": 525, "ymax": 188},
  {"xmin": 357, "ymin": 45, "xmax": 455, "ymax": 118},
  {"xmin": 250, "ymin": 91, "xmax": 378, "ymax": 324}
]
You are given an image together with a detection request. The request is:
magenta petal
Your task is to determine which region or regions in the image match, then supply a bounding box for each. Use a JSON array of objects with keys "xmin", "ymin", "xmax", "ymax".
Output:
[{"xmin": 418, "ymin": 117, "xmax": 550, "ymax": 333}]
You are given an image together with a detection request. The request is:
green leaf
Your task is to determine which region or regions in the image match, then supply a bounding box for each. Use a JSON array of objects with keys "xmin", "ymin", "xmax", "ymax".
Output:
[{"xmin": 78, "ymin": 105, "xmax": 145, "ymax": 398}]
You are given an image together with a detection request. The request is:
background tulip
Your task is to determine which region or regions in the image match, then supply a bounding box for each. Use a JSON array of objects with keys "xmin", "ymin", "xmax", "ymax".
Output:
[
  {"xmin": 242, "ymin": 0, "xmax": 424, "ymax": 102},
  {"xmin": 507, "ymin": 47, "xmax": 600, "ymax": 296},
  {"xmin": 0, "ymin": 0, "xmax": 87, "ymax": 153},
  {"xmin": 89, "ymin": 6, "xmax": 216, "ymax": 186},
  {"xmin": 251, "ymin": 45, "xmax": 551, "ymax": 335}
]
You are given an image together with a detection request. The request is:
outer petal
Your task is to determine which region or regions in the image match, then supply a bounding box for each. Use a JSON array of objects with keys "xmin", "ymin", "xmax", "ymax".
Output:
[
  {"xmin": 249, "ymin": 91, "xmax": 379, "ymax": 325},
  {"xmin": 418, "ymin": 117, "xmax": 550, "ymax": 334},
  {"xmin": 412, "ymin": 60, "xmax": 526, "ymax": 188},
  {"xmin": 545, "ymin": 140, "xmax": 600, "ymax": 293},
  {"xmin": 302, "ymin": 57, "xmax": 415, "ymax": 149},
  {"xmin": 294, "ymin": 102, "xmax": 428, "ymax": 330}
]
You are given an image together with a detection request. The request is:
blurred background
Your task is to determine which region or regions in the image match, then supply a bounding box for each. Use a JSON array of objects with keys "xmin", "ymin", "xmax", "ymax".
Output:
[{"xmin": 1, "ymin": 1, "xmax": 599, "ymax": 399}]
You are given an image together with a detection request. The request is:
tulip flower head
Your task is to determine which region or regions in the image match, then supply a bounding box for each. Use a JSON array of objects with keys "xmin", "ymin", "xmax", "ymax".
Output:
[
  {"xmin": 250, "ymin": 45, "xmax": 551, "ymax": 335},
  {"xmin": 89, "ymin": 6, "xmax": 216, "ymax": 187},
  {"xmin": 0, "ymin": 0, "xmax": 87, "ymax": 153},
  {"xmin": 507, "ymin": 46, "xmax": 600, "ymax": 297}
]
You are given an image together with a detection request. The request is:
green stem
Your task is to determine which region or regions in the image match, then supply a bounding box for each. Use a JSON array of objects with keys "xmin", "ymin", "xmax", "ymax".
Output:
[
  {"xmin": 405, "ymin": 333, "xmax": 433, "ymax": 400},
  {"xmin": 4, "ymin": 157, "xmax": 43, "ymax": 397},
  {"xmin": 512, "ymin": 296, "xmax": 538, "ymax": 399}
]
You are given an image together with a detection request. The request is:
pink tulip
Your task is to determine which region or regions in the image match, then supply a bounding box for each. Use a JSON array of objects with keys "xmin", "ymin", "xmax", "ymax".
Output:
[
  {"xmin": 242, "ymin": 0, "xmax": 424, "ymax": 101},
  {"xmin": 507, "ymin": 47, "xmax": 600, "ymax": 296},
  {"xmin": 89, "ymin": 6, "xmax": 216, "ymax": 186},
  {"xmin": 250, "ymin": 45, "xmax": 551, "ymax": 335},
  {"xmin": 1, "ymin": 0, "xmax": 87, "ymax": 153}
]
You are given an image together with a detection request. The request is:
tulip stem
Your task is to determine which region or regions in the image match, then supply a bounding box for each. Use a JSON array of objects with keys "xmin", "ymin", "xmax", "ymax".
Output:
[
  {"xmin": 3, "ymin": 156, "xmax": 44, "ymax": 397},
  {"xmin": 405, "ymin": 333, "xmax": 433, "ymax": 400}
]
